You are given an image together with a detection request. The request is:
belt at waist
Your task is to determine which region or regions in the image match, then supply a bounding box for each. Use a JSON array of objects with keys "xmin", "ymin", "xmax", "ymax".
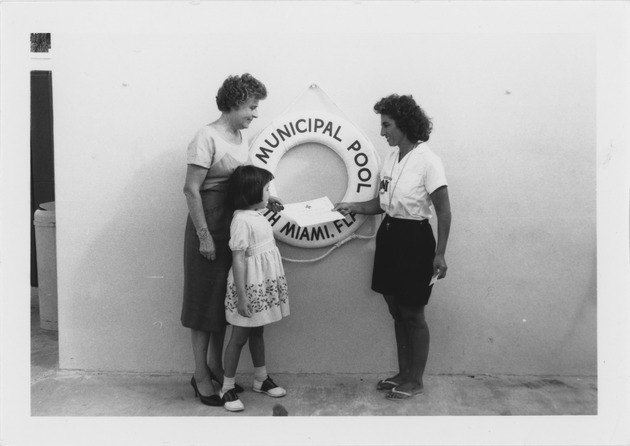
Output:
[
  {"xmin": 199, "ymin": 188, "xmax": 229, "ymax": 211},
  {"xmin": 384, "ymin": 215, "xmax": 428, "ymax": 226},
  {"xmin": 245, "ymin": 239, "xmax": 277, "ymax": 258}
]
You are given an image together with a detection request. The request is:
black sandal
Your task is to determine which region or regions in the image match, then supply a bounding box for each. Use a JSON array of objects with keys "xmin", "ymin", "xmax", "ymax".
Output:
[{"xmin": 376, "ymin": 375, "xmax": 406, "ymax": 390}]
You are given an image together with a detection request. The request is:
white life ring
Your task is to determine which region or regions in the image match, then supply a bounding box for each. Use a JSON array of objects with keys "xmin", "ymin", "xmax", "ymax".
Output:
[{"xmin": 250, "ymin": 110, "xmax": 380, "ymax": 248}]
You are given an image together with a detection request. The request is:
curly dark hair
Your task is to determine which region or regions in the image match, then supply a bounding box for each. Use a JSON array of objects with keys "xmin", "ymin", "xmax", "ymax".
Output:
[
  {"xmin": 216, "ymin": 73, "xmax": 268, "ymax": 112},
  {"xmin": 373, "ymin": 94, "xmax": 432, "ymax": 142},
  {"xmin": 228, "ymin": 165, "xmax": 274, "ymax": 211}
]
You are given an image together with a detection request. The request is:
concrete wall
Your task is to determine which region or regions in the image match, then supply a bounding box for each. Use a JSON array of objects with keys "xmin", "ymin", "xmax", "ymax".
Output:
[{"xmin": 47, "ymin": 4, "xmax": 597, "ymax": 376}]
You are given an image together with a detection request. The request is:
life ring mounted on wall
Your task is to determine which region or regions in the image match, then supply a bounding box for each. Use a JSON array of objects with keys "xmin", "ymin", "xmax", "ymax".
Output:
[{"xmin": 250, "ymin": 110, "xmax": 379, "ymax": 249}]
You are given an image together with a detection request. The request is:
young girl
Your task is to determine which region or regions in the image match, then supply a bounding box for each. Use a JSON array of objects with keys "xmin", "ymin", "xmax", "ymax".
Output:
[{"xmin": 220, "ymin": 165, "xmax": 290, "ymax": 412}]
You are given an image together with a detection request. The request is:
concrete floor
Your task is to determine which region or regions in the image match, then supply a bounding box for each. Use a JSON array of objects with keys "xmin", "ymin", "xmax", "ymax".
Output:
[{"xmin": 31, "ymin": 294, "xmax": 597, "ymax": 417}]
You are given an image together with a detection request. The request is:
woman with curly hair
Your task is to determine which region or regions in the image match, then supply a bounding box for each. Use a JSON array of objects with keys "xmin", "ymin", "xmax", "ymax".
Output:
[
  {"xmin": 181, "ymin": 73, "xmax": 283, "ymax": 407},
  {"xmin": 335, "ymin": 94, "xmax": 451, "ymax": 400}
]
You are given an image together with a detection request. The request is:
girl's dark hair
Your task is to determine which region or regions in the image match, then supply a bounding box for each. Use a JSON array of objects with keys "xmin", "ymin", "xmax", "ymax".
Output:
[
  {"xmin": 216, "ymin": 73, "xmax": 267, "ymax": 112},
  {"xmin": 228, "ymin": 165, "xmax": 274, "ymax": 211},
  {"xmin": 373, "ymin": 94, "xmax": 433, "ymax": 142}
]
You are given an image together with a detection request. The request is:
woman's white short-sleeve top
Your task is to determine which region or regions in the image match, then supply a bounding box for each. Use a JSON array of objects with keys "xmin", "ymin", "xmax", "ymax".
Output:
[{"xmin": 378, "ymin": 143, "xmax": 447, "ymax": 220}]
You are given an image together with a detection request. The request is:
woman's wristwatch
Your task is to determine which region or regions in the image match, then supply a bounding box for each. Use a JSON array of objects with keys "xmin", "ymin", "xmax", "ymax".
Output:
[{"xmin": 196, "ymin": 227, "xmax": 210, "ymax": 239}]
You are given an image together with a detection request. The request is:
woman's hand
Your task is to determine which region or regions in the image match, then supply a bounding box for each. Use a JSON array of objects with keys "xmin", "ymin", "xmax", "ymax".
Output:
[
  {"xmin": 237, "ymin": 299, "xmax": 251, "ymax": 318},
  {"xmin": 433, "ymin": 254, "xmax": 448, "ymax": 279},
  {"xmin": 267, "ymin": 196, "xmax": 284, "ymax": 213},
  {"xmin": 184, "ymin": 165, "xmax": 217, "ymax": 260},
  {"xmin": 198, "ymin": 233, "xmax": 216, "ymax": 261},
  {"xmin": 334, "ymin": 198, "xmax": 383, "ymax": 216},
  {"xmin": 333, "ymin": 202, "xmax": 357, "ymax": 217},
  {"xmin": 430, "ymin": 186, "xmax": 451, "ymax": 280}
]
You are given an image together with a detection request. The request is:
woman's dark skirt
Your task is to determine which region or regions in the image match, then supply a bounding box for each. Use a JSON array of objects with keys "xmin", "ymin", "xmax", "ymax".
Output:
[
  {"xmin": 181, "ymin": 189, "xmax": 233, "ymax": 332},
  {"xmin": 371, "ymin": 215, "xmax": 436, "ymax": 307}
]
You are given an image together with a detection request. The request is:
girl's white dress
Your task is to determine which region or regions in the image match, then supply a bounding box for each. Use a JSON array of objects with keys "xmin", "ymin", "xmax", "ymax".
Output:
[{"xmin": 225, "ymin": 210, "xmax": 290, "ymax": 327}]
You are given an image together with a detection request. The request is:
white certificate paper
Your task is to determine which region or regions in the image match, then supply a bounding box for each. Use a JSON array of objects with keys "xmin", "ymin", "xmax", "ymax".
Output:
[{"xmin": 281, "ymin": 196, "xmax": 345, "ymax": 227}]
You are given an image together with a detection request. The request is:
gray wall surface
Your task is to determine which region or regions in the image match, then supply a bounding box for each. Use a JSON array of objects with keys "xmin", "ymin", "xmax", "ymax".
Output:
[{"xmin": 48, "ymin": 6, "xmax": 596, "ymax": 376}]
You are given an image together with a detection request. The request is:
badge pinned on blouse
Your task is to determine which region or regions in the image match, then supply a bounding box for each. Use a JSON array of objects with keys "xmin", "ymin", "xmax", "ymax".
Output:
[{"xmin": 379, "ymin": 176, "xmax": 391, "ymax": 194}]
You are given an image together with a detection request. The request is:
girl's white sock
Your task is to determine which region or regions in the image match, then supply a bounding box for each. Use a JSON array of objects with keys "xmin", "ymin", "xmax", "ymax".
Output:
[
  {"xmin": 221, "ymin": 376, "xmax": 236, "ymax": 394},
  {"xmin": 254, "ymin": 366, "xmax": 268, "ymax": 383}
]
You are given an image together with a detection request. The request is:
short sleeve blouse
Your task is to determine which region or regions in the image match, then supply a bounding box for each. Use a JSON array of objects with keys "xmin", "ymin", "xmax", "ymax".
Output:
[
  {"xmin": 378, "ymin": 143, "xmax": 447, "ymax": 220},
  {"xmin": 187, "ymin": 125, "xmax": 250, "ymax": 191}
]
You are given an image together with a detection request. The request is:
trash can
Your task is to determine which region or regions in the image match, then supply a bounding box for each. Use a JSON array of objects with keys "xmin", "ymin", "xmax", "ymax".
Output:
[{"xmin": 33, "ymin": 201, "xmax": 57, "ymax": 331}]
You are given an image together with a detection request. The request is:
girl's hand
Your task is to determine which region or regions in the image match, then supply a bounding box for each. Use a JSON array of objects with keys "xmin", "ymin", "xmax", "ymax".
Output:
[
  {"xmin": 237, "ymin": 299, "xmax": 251, "ymax": 318},
  {"xmin": 433, "ymin": 254, "xmax": 448, "ymax": 279},
  {"xmin": 267, "ymin": 196, "xmax": 284, "ymax": 213},
  {"xmin": 199, "ymin": 235, "xmax": 216, "ymax": 261}
]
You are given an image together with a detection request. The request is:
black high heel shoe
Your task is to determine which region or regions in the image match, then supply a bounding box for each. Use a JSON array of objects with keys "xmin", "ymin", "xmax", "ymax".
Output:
[
  {"xmin": 209, "ymin": 369, "xmax": 244, "ymax": 393},
  {"xmin": 190, "ymin": 376, "xmax": 222, "ymax": 406}
]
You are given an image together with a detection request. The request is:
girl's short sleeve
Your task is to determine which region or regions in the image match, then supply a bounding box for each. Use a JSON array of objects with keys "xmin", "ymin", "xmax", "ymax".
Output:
[
  {"xmin": 186, "ymin": 128, "xmax": 215, "ymax": 168},
  {"xmin": 229, "ymin": 215, "xmax": 250, "ymax": 251}
]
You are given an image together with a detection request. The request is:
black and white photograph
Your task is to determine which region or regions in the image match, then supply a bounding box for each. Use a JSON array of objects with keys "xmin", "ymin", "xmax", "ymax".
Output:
[{"xmin": 1, "ymin": 1, "xmax": 628, "ymax": 445}]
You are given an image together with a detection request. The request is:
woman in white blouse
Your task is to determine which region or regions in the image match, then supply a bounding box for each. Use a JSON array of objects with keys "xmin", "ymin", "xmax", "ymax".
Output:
[
  {"xmin": 181, "ymin": 74, "xmax": 282, "ymax": 406},
  {"xmin": 335, "ymin": 94, "xmax": 451, "ymax": 401}
]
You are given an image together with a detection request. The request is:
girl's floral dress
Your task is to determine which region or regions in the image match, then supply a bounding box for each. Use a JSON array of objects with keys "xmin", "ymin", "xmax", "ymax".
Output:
[{"xmin": 225, "ymin": 210, "xmax": 289, "ymax": 327}]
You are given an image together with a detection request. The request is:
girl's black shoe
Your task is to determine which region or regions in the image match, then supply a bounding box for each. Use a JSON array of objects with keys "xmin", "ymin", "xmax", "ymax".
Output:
[
  {"xmin": 190, "ymin": 376, "xmax": 222, "ymax": 406},
  {"xmin": 209, "ymin": 369, "xmax": 244, "ymax": 393},
  {"xmin": 220, "ymin": 388, "xmax": 245, "ymax": 412}
]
